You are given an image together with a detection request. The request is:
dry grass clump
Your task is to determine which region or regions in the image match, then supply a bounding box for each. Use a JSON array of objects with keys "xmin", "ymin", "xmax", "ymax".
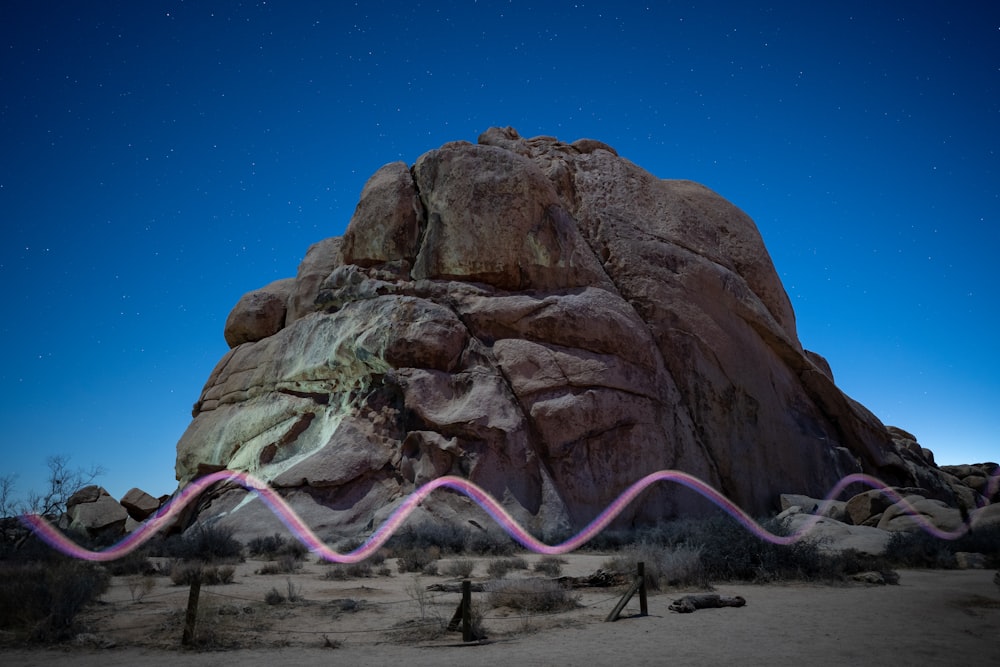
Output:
[
  {"xmin": 486, "ymin": 555, "xmax": 529, "ymax": 579},
  {"xmin": 533, "ymin": 555, "xmax": 567, "ymax": 577},
  {"xmin": 395, "ymin": 545, "xmax": 441, "ymax": 574},
  {"xmin": 264, "ymin": 578, "xmax": 302, "ymax": 605},
  {"xmin": 256, "ymin": 554, "xmax": 303, "ymax": 575},
  {"xmin": 442, "ymin": 557, "xmax": 476, "ymax": 578},
  {"xmin": 486, "ymin": 578, "xmax": 579, "ymax": 613},
  {"xmin": 166, "ymin": 560, "xmax": 236, "ymax": 586},
  {"xmin": 603, "ymin": 543, "xmax": 706, "ymax": 590}
]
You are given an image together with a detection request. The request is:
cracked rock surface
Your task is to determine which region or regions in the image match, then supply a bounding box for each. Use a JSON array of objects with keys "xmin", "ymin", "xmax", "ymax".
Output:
[{"xmin": 175, "ymin": 127, "xmax": 958, "ymax": 540}]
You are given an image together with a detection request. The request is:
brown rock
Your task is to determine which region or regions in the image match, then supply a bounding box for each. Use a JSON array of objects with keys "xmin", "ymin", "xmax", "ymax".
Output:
[
  {"xmin": 845, "ymin": 489, "xmax": 897, "ymax": 526},
  {"xmin": 223, "ymin": 278, "xmax": 295, "ymax": 347},
  {"xmin": 119, "ymin": 487, "xmax": 160, "ymax": 521}
]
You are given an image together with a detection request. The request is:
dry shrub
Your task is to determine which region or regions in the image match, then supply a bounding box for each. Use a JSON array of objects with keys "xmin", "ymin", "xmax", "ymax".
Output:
[
  {"xmin": 0, "ymin": 560, "xmax": 110, "ymax": 641},
  {"xmin": 533, "ymin": 556, "xmax": 567, "ymax": 577},
  {"xmin": 487, "ymin": 556, "xmax": 528, "ymax": 579},
  {"xmin": 603, "ymin": 543, "xmax": 706, "ymax": 590},
  {"xmin": 395, "ymin": 545, "xmax": 441, "ymax": 573},
  {"xmin": 256, "ymin": 554, "xmax": 302, "ymax": 575},
  {"xmin": 443, "ymin": 558, "xmax": 476, "ymax": 578},
  {"xmin": 486, "ymin": 578, "xmax": 579, "ymax": 613},
  {"xmin": 126, "ymin": 574, "xmax": 156, "ymax": 602},
  {"xmin": 324, "ymin": 561, "xmax": 374, "ymax": 580},
  {"xmin": 167, "ymin": 560, "xmax": 235, "ymax": 586},
  {"xmin": 487, "ymin": 578, "xmax": 579, "ymax": 613}
]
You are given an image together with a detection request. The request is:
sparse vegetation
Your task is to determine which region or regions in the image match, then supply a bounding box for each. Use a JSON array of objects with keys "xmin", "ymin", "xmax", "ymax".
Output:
[
  {"xmin": 486, "ymin": 578, "xmax": 580, "ymax": 613},
  {"xmin": 166, "ymin": 560, "xmax": 236, "ymax": 586},
  {"xmin": 256, "ymin": 553, "xmax": 303, "ymax": 575},
  {"xmin": 443, "ymin": 557, "xmax": 476, "ymax": 578},
  {"xmin": 0, "ymin": 559, "xmax": 110, "ymax": 642},
  {"xmin": 533, "ymin": 555, "xmax": 567, "ymax": 577},
  {"xmin": 152, "ymin": 523, "xmax": 244, "ymax": 563},
  {"xmin": 395, "ymin": 545, "xmax": 441, "ymax": 573},
  {"xmin": 486, "ymin": 556, "xmax": 529, "ymax": 579},
  {"xmin": 126, "ymin": 573, "xmax": 156, "ymax": 602}
]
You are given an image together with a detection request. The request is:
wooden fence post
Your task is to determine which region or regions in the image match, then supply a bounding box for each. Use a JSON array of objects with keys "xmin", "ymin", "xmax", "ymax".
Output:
[
  {"xmin": 181, "ymin": 575, "xmax": 202, "ymax": 646},
  {"xmin": 605, "ymin": 561, "xmax": 648, "ymax": 622},
  {"xmin": 637, "ymin": 561, "xmax": 648, "ymax": 616},
  {"xmin": 461, "ymin": 579, "xmax": 472, "ymax": 642},
  {"xmin": 448, "ymin": 579, "xmax": 474, "ymax": 641}
]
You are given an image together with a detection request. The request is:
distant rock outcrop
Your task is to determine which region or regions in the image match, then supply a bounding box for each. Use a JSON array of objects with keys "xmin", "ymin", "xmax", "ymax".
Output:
[{"xmin": 173, "ymin": 127, "xmax": 994, "ymax": 541}]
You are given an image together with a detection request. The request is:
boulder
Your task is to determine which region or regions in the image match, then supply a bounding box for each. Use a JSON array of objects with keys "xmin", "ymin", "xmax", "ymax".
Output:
[
  {"xmin": 845, "ymin": 489, "xmax": 897, "ymax": 526},
  {"xmin": 877, "ymin": 495, "xmax": 964, "ymax": 533},
  {"xmin": 119, "ymin": 487, "xmax": 160, "ymax": 521},
  {"xmin": 223, "ymin": 278, "xmax": 295, "ymax": 347},
  {"xmin": 779, "ymin": 493, "xmax": 848, "ymax": 522},
  {"xmin": 66, "ymin": 485, "xmax": 128, "ymax": 537},
  {"xmin": 173, "ymin": 128, "xmax": 967, "ymax": 538},
  {"xmin": 781, "ymin": 513, "xmax": 891, "ymax": 555}
]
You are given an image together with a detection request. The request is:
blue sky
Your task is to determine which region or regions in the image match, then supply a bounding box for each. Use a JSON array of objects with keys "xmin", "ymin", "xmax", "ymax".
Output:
[{"xmin": 2, "ymin": 1, "xmax": 997, "ymax": 506}]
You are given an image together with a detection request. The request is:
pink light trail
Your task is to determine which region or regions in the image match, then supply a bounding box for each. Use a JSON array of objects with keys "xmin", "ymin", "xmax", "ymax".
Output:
[{"xmin": 18, "ymin": 468, "xmax": 997, "ymax": 563}]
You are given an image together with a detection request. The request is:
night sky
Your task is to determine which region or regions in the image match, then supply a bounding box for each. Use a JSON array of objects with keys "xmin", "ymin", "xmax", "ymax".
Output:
[{"xmin": 2, "ymin": 2, "xmax": 997, "ymax": 506}]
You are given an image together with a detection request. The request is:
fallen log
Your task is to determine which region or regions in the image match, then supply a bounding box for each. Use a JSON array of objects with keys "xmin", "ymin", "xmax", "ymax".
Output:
[{"xmin": 669, "ymin": 594, "xmax": 746, "ymax": 613}]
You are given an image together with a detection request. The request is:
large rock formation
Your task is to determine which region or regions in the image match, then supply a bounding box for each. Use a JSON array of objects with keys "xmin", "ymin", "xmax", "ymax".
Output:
[{"xmin": 174, "ymin": 127, "xmax": 983, "ymax": 541}]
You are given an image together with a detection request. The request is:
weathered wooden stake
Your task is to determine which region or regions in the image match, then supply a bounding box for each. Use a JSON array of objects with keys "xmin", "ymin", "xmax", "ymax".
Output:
[
  {"xmin": 461, "ymin": 579, "xmax": 472, "ymax": 642},
  {"xmin": 448, "ymin": 579, "xmax": 474, "ymax": 641},
  {"xmin": 637, "ymin": 561, "xmax": 648, "ymax": 616},
  {"xmin": 605, "ymin": 561, "xmax": 648, "ymax": 622},
  {"xmin": 181, "ymin": 576, "xmax": 202, "ymax": 646}
]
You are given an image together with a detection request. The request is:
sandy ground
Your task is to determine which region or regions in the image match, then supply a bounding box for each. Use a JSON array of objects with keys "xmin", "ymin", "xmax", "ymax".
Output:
[{"xmin": 2, "ymin": 553, "xmax": 998, "ymax": 666}]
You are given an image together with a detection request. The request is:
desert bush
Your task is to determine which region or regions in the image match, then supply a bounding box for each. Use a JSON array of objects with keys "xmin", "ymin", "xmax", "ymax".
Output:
[
  {"xmin": 0, "ymin": 560, "xmax": 110, "ymax": 641},
  {"xmin": 487, "ymin": 556, "xmax": 528, "ymax": 579},
  {"xmin": 883, "ymin": 530, "xmax": 957, "ymax": 568},
  {"xmin": 256, "ymin": 554, "xmax": 302, "ymax": 575},
  {"xmin": 285, "ymin": 577, "xmax": 302, "ymax": 603},
  {"xmin": 323, "ymin": 561, "xmax": 374, "ymax": 580},
  {"xmin": 386, "ymin": 521, "xmax": 468, "ymax": 554},
  {"xmin": 395, "ymin": 545, "xmax": 440, "ymax": 573},
  {"xmin": 106, "ymin": 548, "xmax": 156, "ymax": 576},
  {"xmin": 167, "ymin": 560, "xmax": 235, "ymax": 586},
  {"xmin": 533, "ymin": 556, "xmax": 567, "ymax": 577},
  {"xmin": 603, "ymin": 543, "xmax": 707, "ymax": 590},
  {"xmin": 248, "ymin": 533, "xmax": 284, "ymax": 558},
  {"xmin": 264, "ymin": 587, "xmax": 286, "ymax": 605},
  {"xmin": 464, "ymin": 528, "xmax": 517, "ymax": 556},
  {"xmin": 154, "ymin": 524, "xmax": 243, "ymax": 562},
  {"xmin": 443, "ymin": 558, "xmax": 476, "ymax": 578},
  {"xmin": 486, "ymin": 578, "xmax": 579, "ymax": 613},
  {"xmin": 126, "ymin": 574, "xmax": 156, "ymax": 602},
  {"xmin": 248, "ymin": 533, "xmax": 309, "ymax": 561},
  {"xmin": 949, "ymin": 523, "xmax": 1000, "ymax": 568},
  {"xmin": 487, "ymin": 558, "xmax": 512, "ymax": 579}
]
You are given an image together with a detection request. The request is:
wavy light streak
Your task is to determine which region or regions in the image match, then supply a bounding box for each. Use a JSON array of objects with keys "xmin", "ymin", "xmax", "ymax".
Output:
[{"xmin": 18, "ymin": 468, "xmax": 997, "ymax": 563}]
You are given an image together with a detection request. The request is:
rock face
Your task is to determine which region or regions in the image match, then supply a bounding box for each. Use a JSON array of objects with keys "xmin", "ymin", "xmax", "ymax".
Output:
[{"xmin": 174, "ymin": 127, "xmax": 983, "ymax": 540}]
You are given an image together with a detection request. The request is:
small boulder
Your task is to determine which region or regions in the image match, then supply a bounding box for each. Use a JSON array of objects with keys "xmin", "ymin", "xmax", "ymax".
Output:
[
  {"xmin": 223, "ymin": 277, "xmax": 295, "ymax": 347},
  {"xmin": 119, "ymin": 487, "xmax": 160, "ymax": 521},
  {"xmin": 66, "ymin": 486, "xmax": 128, "ymax": 537},
  {"xmin": 845, "ymin": 489, "xmax": 896, "ymax": 525}
]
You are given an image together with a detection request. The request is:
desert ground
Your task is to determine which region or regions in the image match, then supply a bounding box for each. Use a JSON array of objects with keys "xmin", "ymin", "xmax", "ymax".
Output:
[{"xmin": 1, "ymin": 551, "xmax": 998, "ymax": 666}]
